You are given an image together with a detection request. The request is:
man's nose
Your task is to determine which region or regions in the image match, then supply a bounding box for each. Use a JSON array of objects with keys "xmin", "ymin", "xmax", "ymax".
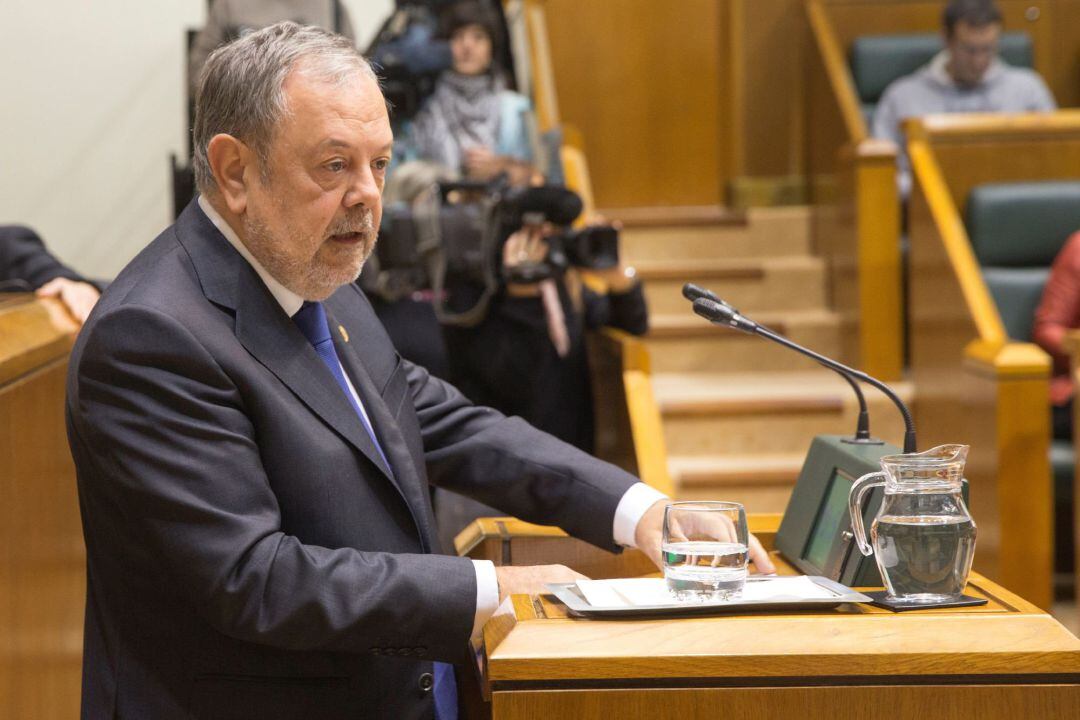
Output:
[{"xmin": 344, "ymin": 167, "xmax": 381, "ymax": 209}]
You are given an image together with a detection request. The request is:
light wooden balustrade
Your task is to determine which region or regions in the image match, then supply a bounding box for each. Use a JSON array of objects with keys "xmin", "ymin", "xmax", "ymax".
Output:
[
  {"xmin": 905, "ymin": 111, "xmax": 1080, "ymax": 610},
  {"xmin": 805, "ymin": 0, "xmax": 903, "ymax": 380},
  {"xmin": 1063, "ymin": 329, "xmax": 1080, "ymax": 613},
  {"xmin": 586, "ymin": 328, "xmax": 674, "ymax": 497}
]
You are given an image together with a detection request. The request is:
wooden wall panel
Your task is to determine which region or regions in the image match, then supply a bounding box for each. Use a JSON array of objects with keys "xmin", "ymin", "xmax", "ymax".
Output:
[
  {"xmin": 735, "ymin": 0, "xmax": 808, "ymax": 179},
  {"xmin": 1049, "ymin": 0, "xmax": 1080, "ymax": 108},
  {"xmin": 540, "ymin": 0, "xmax": 728, "ymax": 208}
]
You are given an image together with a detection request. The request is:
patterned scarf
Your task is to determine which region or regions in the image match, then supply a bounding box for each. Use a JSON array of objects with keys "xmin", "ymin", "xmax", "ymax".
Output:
[{"xmin": 411, "ymin": 70, "xmax": 504, "ymax": 172}]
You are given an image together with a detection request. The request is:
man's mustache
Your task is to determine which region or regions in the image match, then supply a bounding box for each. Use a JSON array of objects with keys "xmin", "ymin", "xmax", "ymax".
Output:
[{"xmin": 327, "ymin": 211, "xmax": 375, "ymax": 238}]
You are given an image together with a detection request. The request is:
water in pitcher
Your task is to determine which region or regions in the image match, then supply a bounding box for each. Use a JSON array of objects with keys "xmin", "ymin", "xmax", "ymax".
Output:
[
  {"xmin": 872, "ymin": 515, "xmax": 976, "ymax": 602},
  {"xmin": 663, "ymin": 541, "xmax": 748, "ymax": 600}
]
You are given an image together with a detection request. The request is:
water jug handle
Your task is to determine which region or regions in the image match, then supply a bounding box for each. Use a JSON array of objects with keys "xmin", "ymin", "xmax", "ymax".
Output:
[{"xmin": 848, "ymin": 470, "xmax": 887, "ymax": 557}]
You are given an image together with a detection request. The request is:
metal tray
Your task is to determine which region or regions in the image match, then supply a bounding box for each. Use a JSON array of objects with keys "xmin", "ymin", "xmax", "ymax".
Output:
[{"xmin": 545, "ymin": 576, "xmax": 871, "ymax": 618}]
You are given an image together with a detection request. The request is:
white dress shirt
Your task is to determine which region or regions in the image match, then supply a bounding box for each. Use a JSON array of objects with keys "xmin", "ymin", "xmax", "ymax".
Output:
[{"xmin": 197, "ymin": 196, "xmax": 668, "ymax": 638}]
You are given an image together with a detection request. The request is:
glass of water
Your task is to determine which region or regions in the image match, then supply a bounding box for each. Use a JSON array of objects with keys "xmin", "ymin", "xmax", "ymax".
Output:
[{"xmin": 663, "ymin": 501, "xmax": 749, "ymax": 601}]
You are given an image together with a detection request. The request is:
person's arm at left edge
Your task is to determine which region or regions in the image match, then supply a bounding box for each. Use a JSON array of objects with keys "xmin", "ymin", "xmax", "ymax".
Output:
[{"xmin": 0, "ymin": 224, "xmax": 100, "ymax": 324}]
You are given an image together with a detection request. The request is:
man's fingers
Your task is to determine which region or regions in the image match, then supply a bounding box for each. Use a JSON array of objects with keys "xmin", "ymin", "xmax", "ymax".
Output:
[
  {"xmin": 35, "ymin": 278, "xmax": 64, "ymax": 297},
  {"xmin": 747, "ymin": 533, "xmax": 775, "ymax": 574}
]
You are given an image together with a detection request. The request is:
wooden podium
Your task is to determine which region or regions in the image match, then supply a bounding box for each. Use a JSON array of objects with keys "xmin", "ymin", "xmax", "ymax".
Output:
[
  {"xmin": 461, "ymin": 517, "xmax": 1080, "ymax": 719},
  {"xmin": 0, "ymin": 295, "xmax": 83, "ymax": 719}
]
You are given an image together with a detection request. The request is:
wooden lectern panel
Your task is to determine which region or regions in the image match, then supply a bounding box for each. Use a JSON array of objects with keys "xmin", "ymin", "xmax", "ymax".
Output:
[
  {"xmin": 495, "ymin": 685, "xmax": 1080, "ymax": 720},
  {"xmin": 0, "ymin": 296, "xmax": 82, "ymax": 720},
  {"xmin": 469, "ymin": 515, "xmax": 1080, "ymax": 719}
]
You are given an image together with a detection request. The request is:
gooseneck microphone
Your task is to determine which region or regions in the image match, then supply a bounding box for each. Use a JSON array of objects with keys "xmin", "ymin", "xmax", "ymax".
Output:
[
  {"xmin": 682, "ymin": 284, "xmax": 875, "ymax": 445},
  {"xmin": 690, "ymin": 293, "xmax": 916, "ymax": 453}
]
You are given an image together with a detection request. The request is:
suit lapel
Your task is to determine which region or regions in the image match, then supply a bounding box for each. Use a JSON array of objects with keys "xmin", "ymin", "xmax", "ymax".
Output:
[
  {"xmin": 327, "ymin": 304, "xmax": 438, "ymax": 551},
  {"xmin": 176, "ymin": 200, "xmax": 401, "ymax": 493}
]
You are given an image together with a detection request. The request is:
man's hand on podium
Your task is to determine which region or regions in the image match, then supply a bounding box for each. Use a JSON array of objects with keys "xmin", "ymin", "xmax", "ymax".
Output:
[
  {"xmin": 495, "ymin": 565, "xmax": 589, "ymax": 605},
  {"xmin": 633, "ymin": 500, "xmax": 777, "ymax": 575}
]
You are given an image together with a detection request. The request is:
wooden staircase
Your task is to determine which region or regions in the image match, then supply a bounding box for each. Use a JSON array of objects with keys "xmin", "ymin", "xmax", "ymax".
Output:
[{"xmin": 619, "ymin": 206, "xmax": 910, "ymax": 513}]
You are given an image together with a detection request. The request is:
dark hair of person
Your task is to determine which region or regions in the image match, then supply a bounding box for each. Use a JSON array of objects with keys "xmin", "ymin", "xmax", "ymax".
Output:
[
  {"xmin": 943, "ymin": 0, "xmax": 1003, "ymax": 37},
  {"xmin": 440, "ymin": 0, "xmax": 503, "ymax": 59}
]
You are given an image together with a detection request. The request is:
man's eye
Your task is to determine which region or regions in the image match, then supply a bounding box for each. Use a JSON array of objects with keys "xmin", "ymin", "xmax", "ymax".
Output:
[
  {"xmin": 374, "ymin": 158, "xmax": 390, "ymax": 171},
  {"xmin": 326, "ymin": 160, "xmax": 347, "ymax": 172}
]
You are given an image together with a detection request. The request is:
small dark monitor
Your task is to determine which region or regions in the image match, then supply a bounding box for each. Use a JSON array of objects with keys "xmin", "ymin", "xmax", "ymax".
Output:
[
  {"xmin": 804, "ymin": 468, "xmax": 857, "ymax": 572},
  {"xmin": 775, "ymin": 435, "xmax": 895, "ymax": 587}
]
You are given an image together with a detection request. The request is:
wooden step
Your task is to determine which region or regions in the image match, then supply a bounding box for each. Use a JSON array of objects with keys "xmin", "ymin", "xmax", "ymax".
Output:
[
  {"xmin": 621, "ymin": 206, "xmax": 811, "ymax": 263},
  {"xmin": 638, "ymin": 256, "xmax": 827, "ymax": 315},
  {"xmin": 645, "ymin": 310, "xmax": 841, "ymax": 373},
  {"xmin": 667, "ymin": 453, "xmax": 806, "ymax": 511},
  {"xmin": 653, "ymin": 371, "xmax": 912, "ymax": 456}
]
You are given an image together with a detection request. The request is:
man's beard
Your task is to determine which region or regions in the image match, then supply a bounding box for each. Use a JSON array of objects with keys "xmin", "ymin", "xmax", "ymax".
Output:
[{"xmin": 243, "ymin": 208, "xmax": 376, "ymax": 301}]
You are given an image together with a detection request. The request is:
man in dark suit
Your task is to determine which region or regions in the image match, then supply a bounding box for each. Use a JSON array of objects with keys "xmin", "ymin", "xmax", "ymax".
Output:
[
  {"xmin": 1, "ymin": 224, "xmax": 101, "ymax": 323},
  {"xmin": 66, "ymin": 22, "xmax": 771, "ymax": 720}
]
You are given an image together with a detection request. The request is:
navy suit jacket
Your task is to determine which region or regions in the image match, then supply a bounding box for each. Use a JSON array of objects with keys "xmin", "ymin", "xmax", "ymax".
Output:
[{"xmin": 65, "ymin": 200, "xmax": 637, "ymax": 719}]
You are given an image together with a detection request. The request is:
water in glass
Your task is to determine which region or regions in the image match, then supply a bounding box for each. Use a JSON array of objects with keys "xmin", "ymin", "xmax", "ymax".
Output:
[{"xmin": 663, "ymin": 540, "xmax": 748, "ymax": 600}]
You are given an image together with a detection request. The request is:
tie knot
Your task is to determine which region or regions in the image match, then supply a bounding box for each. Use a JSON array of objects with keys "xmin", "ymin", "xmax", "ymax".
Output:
[{"xmin": 292, "ymin": 301, "xmax": 331, "ymax": 347}]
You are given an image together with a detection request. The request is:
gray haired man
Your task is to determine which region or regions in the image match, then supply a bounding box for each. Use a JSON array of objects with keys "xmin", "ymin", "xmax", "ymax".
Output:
[{"xmin": 68, "ymin": 22, "xmax": 762, "ymax": 720}]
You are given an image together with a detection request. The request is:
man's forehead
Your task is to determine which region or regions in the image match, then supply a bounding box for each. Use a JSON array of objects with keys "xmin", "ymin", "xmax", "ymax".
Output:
[{"xmin": 280, "ymin": 68, "xmax": 391, "ymax": 141}]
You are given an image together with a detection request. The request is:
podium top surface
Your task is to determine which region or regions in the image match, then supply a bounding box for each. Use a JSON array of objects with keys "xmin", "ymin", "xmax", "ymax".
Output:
[
  {"xmin": 0, "ymin": 295, "xmax": 76, "ymax": 385},
  {"xmin": 483, "ymin": 565, "xmax": 1080, "ymax": 684}
]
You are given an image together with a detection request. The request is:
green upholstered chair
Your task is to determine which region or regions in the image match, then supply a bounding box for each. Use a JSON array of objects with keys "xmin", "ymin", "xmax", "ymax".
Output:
[
  {"xmin": 965, "ymin": 180, "xmax": 1080, "ymax": 581},
  {"xmin": 850, "ymin": 32, "xmax": 1034, "ymax": 129}
]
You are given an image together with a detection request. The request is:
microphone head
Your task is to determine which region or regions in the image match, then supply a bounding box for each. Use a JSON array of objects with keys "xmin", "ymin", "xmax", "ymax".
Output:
[
  {"xmin": 691, "ymin": 297, "xmax": 732, "ymax": 322},
  {"xmin": 682, "ymin": 283, "xmax": 741, "ymax": 314},
  {"xmin": 692, "ymin": 297, "xmax": 756, "ymax": 334},
  {"xmin": 682, "ymin": 283, "xmax": 712, "ymax": 302}
]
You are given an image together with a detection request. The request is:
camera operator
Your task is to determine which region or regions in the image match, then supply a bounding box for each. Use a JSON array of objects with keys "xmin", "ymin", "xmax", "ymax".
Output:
[{"xmin": 435, "ymin": 219, "xmax": 648, "ymax": 550}]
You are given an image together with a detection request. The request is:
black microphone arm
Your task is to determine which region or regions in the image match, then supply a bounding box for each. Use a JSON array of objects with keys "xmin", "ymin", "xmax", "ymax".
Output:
[
  {"xmin": 682, "ymin": 284, "xmax": 874, "ymax": 444},
  {"xmin": 690, "ymin": 294, "xmax": 916, "ymax": 453}
]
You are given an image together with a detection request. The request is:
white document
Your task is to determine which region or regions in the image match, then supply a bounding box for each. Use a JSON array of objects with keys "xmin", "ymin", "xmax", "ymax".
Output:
[{"xmin": 576, "ymin": 576, "xmax": 837, "ymax": 608}]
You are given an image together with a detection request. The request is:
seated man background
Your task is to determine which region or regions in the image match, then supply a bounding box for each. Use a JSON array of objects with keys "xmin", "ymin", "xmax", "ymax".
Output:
[
  {"xmin": 0, "ymin": 224, "xmax": 101, "ymax": 324},
  {"xmin": 1033, "ymin": 230, "xmax": 1080, "ymax": 440},
  {"xmin": 871, "ymin": 0, "xmax": 1056, "ymax": 195}
]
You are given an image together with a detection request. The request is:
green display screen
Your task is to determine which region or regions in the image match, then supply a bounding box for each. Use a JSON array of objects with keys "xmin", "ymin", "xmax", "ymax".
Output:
[{"xmin": 803, "ymin": 469, "xmax": 854, "ymax": 570}]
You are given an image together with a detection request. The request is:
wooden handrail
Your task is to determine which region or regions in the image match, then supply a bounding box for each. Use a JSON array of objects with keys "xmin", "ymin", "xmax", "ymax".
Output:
[
  {"xmin": 915, "ymin": 109, "xmax": 1080, "ymax": 137},
  {"xmin": 594, "ymin": 327, "xmax": 675, "ymax": 497},
  {"xmin": 522, "ymin": 0, "xmax": 560, "ymax": 132},
  {"xmin": 906, "ymin": 122, "xmax": 1008, "ymax": 345},
  {"xmin": 805, "ymin": 0, "xmax": 868, "ymax": 144}
]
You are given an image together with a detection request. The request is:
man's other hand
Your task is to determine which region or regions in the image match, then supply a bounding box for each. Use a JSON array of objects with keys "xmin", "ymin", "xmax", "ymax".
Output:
[
  {"xmin": 36, "ymin": 277, "xmax": 100, "ymax": 325},
  {"xmin": 494, "ymin": 564, "xmax": 588, "ymax": 605},
  {"xmin": 633, "ymin": 499, "xmax": 777, "ymax": 575}
]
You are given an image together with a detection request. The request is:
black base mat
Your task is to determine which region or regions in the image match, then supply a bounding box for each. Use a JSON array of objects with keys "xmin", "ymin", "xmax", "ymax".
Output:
[{"xmin": 864, "ymin": 591, "xmax": 988, "ymax": 611}]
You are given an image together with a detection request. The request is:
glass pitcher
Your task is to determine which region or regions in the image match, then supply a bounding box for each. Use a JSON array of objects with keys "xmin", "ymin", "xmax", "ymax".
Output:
[{"xmin": 847, "ymin": 444, "xmax": 976, "ymax": 604}]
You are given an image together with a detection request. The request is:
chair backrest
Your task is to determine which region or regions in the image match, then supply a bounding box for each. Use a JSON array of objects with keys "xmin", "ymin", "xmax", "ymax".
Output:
[
  {"xmin": 850, "ymin": 31, "xmax": 1033, "ymax": 124},
  {"xmin": 964, "ymin": 180, "xmax": 1080, "ymax": 340}
]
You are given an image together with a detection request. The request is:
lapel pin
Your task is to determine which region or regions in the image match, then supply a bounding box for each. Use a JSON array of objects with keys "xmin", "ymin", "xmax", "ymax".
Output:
[{"xmin": 338, "ymin": 324, "xmax": 349, "ymax": 343}]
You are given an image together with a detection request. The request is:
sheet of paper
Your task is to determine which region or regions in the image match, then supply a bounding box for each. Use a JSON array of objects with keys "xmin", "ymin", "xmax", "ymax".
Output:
[{"xmin": 576, "ymin": 576, "xmax": 838, "ymax": 608}]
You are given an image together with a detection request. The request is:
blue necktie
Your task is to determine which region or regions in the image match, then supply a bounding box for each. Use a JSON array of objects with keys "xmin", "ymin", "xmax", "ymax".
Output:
[{"xmin": 292, "ymin": 302, "xmax": 458, "ymax": 720}]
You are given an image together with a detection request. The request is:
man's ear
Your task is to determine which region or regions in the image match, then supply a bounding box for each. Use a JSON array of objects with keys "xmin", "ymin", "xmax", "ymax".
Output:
[{"xmin": 207, "ymin": 134, "xmax": 253, "ymax": 215}]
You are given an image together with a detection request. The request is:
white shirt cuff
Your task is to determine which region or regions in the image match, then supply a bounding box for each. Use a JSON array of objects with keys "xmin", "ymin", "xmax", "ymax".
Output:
[
  {"xmin": 471, "ymin": 559, "xmax": 500, "ymax": 640},
  {"xmin": 613, "ymin": 482, "xmax": 669, "ymax": 548}
]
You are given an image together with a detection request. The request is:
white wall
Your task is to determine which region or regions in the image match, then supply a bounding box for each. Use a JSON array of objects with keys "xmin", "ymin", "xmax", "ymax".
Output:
[{"xmin": 0, "ymin": 0, "xmax": 393, "ymax": 279}]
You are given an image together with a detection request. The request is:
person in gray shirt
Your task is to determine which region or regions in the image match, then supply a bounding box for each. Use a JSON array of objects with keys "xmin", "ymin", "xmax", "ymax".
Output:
[{"xmin": 872, "ymin": 0, "xmax": 1056, "ymax": 195}]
